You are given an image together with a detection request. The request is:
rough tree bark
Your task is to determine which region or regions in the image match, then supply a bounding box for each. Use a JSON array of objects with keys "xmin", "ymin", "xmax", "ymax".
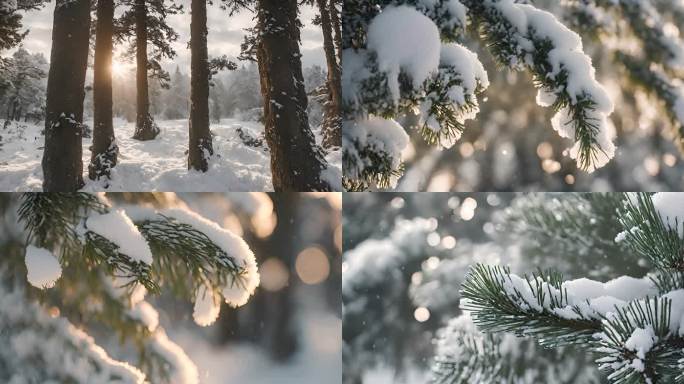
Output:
[
  {"xmin": 316, "ymin": 0, "xmax": 341, "ymax": 149},
  {"xmin": 256, "ymin": 0, "xmax": 331, "ymax": 191},
  {"xmin": 188, "ymin": 0, "xmax": 213, "ymax": 172},
  {"xmin": 42, "ymin": 0, "xmax": 91, "ymax": 192},
  {"xmin": 89, "ymin": 0, "xmax": 118, "ymax": 182},
  {"xmin": 328, "ymin": 0, "xmax": 342, "ymax": 69},
  {"xmin": 132, "ymin": 0, "xmax": 159, "ymax": 141}
]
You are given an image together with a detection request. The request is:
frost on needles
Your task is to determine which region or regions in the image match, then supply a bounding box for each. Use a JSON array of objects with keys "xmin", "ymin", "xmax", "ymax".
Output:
[
  {"xmin": 5, "ymin": 192, "xmax": 262, "ymax": 383},
  {"xmin": 342, "ymin": 0, "xmax": 615, "ymax": 189},
  {"xmin": 440, "ymin": 193, "xmax": 684, "ymax": 384}
]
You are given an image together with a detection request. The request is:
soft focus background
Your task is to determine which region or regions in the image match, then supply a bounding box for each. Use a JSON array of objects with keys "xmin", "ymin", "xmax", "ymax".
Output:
[
  {"xmin": 0, "ymin": 192, "xmax": 342, "ymax": 383},
  {"xmin": 342, "ymin": 192, "xmax": 644, "ymax": 383}
]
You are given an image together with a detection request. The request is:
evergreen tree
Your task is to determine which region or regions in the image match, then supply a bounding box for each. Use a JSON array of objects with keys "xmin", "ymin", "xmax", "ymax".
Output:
[
  {"xmin": 0, "ymin": 192, "xmax": 260, "ymax": 382},
  {"xmin": 188, "ymin": 0, "xmax": 212, "ymax": 172},
  {"xmin": 329, "ymin": 0, "xmax": 342, "ymax": 60},
  {"xmin": 0, "ymin": 48, "xmax": 46, "ymax": 122},
  {"xmin": 255, "ymin": 0, "xmax": 333, "ymax": 191},
  {"xmin": 42, "ymin": 0, "xmax": 92, "ymax": 192},
  {"xmin": 342, "ymin": 0, "xmax": 616, "ymax": 190},
  {"xmin": 307, "ymin": 0, "xmax": 342, "ymax": 149},
  {"xmin": 162, "ymin": 65, "xmax": 190, "ymax": 119},
  {"xmin": 444, "ymin": 192, "xmax": 684, "ymax": 384},
  {"xmin": 89, "ymin": 0, "xmax": 119, "ymax": 183},
  {"xmin": 224, "ymin": 63, "xmax": 261, "ymax": 117},
  {"xmin": 0, "ymin": 0, "xmax": 48, "ymax": 51},
  {"xmin": 133, "ymin": 0, "xmax": 157, "ymax": 140},
  {"xmin": 116, "ymin": 0, "xmax": 181, "ymax": 141}
]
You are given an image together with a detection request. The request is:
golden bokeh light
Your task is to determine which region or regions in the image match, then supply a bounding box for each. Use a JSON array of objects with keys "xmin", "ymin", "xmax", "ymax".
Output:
[
  {"xmin": 260, "ymin": 257, "xmax": 290, "ymax": 292},
  {"xmin": 414, "ymin": 307, "xmax": 430, "ymax": 322},
  {"xmin": 295, "ymin": 246, "xmax": 330, "ymax": 285}
]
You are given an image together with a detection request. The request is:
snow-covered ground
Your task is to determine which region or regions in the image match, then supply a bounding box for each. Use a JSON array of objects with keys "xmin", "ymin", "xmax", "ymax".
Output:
[{"xmin": 0, "ymin": 118, "xmax": 341, "ymax": 191}]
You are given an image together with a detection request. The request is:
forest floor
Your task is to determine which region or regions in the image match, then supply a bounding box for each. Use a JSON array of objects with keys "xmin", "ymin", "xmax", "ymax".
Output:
[{"xmin": 0, "ymin": 118, "xmax": 341, "ymax": 191}]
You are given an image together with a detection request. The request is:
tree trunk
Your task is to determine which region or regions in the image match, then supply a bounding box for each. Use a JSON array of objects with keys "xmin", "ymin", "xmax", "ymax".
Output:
[
  {"xmin": 188, "ymin": 0, "xmax": 213, "ymax": 172},
  {"xmin": 328, "ymin": 0, "xmax": 342, "ymax": 65},
  {"xmin": 132, "ymin": 0, "xmax": 159, "ymax": 141},
  {"xmin": 256, "ymin": 0, "xmax": 331, "ymax": 191},
  {"xmin": 42, "ymin": 0, "xmax": 90, "ymax": 192},
  {"xmin": 89, "ymin": 0, "xmax": 118, "ymax": 182},
  {"xmin": 316, "ymin": 0, "xmax": 341, "ymax": 149}
]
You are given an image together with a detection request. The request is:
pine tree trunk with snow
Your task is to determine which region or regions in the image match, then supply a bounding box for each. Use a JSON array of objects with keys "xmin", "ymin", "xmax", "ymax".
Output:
[
  {"xmin": 256, "ymin": 0, "xmax": 331, "ymax": 191},
  {"xmin": 42, "ymin": 0, "xmax": 91, "ymax": 192},
  {"xmin": 89, "ymin": 0, "xmax": 118, "ymax": 182},
  {"xmin": 132, "ymin": 0, "xmax": 159, "ymax": 141},
  {"xmin": 316, "ymin": 0, "xmax": 342, "ymax": 149},
  {"xmin": 188, "ymin": 0, "xmax": 213, "ymax": 172}
]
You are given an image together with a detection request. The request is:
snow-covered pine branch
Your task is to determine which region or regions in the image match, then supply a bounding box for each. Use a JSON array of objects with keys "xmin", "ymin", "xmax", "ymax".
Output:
[
  {"xmin": 101, "ymin": 276, "xmax": 200, "ymax": 383},
  {"xmin": 18, "ymin": 193, "xmax": 260, "ymax": 310},
  {"xmin": 452, "ymin": 192, "xmax": 684, "ymax": 384},
  {"xmin": 564, "ymin": 0, "xmax": 684, "ymax": 153},
  {"xmin": 343, "ymin": 0, "xmax": 615, "ymax": 190},
  {"xmin": 0, "ymin": 282, "xmax": 147, "ymax": 384},
  {"xmin": 432, "ymin": 312, "xmax": 600, "ymax": 384}
]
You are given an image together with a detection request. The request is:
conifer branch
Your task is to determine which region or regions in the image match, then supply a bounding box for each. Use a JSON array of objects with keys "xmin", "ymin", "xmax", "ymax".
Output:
[
  {"xmin": 618, "ymin": 193, "xmax": 684, "ymax": 274},
  {"xmin": 460, "ymin": 264, "xmax": 602, "ymax": 347}
]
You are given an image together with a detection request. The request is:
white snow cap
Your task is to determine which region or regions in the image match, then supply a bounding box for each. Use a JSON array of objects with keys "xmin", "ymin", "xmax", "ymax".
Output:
[
  {"xmin": 86, "ymin": 210, "xmax": 153, "ymax": 265},
  {"xmin": 345, "ymin": 117, "xmax": 410, "ymax": 187},
  {"xmin": 193, "ymin": 286, "xmax": 221, "ymax": 327},
  {"xmin": 367, "ymin": 5, "xmax": 441, "ymax": 100},
  {"xmin": 651, "ymin": 192, "xmax": 684, "ymax": 238},
  {"xmin": 162, "ymin": 208, "xmax": 260, "ymax": 308},
  {"xmin": 25, "ymin": 245, "xmax": 62, "ymax": 289},
  {"xmin": 493, "ymin": 0, "xmax": 615, "ymax": 171},
  {"xmin": 150, "ymin": 330, "xmax": 199, "ymax": 384},
  {"xmin": 128, "ymin": 301, "xmax": 159, "ymax": 332},
  {"xmin": 500, "ymin": 271, "xmax": 658, "ymax": 320}
]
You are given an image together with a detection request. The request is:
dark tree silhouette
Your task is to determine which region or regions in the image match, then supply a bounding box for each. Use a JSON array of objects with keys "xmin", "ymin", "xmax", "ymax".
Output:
[
  {"xmin": 42, "ymin": 0, "xmax": 91, "ymax": 191},
  {"xmin": 314, "ymin": 0, "xmax": 341, "ymax": 149},
  {"xmin": 256, "ymin": 0, "xmax": 331, "ymax": 191},
  {"xmin": 89, "ymin": 0, "xmax": 118, "ymax": 182},
  {"xmin": 116, "ymin": 0, "xmax": 180, "ymax": 140},
  {"xmin": 131, "ymin": 0, "xmax": 159, "ymax": 140},
  {"xmin": 188, "ymin": 0, "xmax": 213, "ymax": 171}
]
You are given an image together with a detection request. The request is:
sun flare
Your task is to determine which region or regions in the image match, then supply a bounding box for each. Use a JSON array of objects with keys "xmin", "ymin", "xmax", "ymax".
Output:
[{"xmin": 111, "ymin": 61, "xmax": 126, "ymax": 76}]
